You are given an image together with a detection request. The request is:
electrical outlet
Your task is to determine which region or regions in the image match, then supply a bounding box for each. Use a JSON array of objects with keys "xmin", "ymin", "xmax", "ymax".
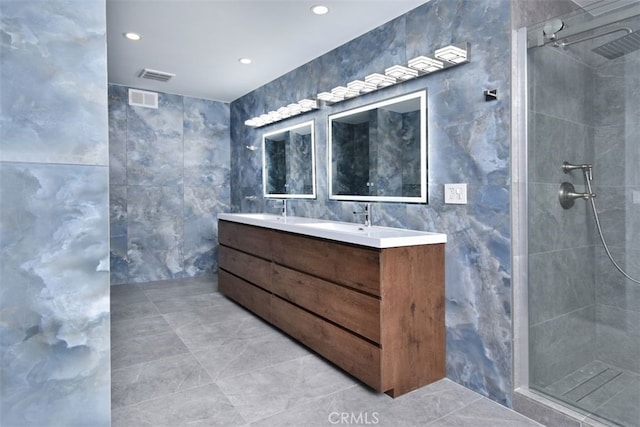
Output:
[{"xmin": 444, "ymin": 183, "xmax": 468, "ymax": 204}]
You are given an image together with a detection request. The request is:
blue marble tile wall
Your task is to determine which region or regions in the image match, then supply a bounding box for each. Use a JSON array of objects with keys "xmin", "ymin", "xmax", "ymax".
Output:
[
  {"xmin": 230, "ymin": 0, "xmax": 513, "ymax": 405},
  {"xmin": 287, "ymin": 132, "xmax": 313, "ymax": 194},
  {"xmin": 0, "ymin": 1, "xmax": 111, "ymax": 425},
  {"xmin": 109, "ymin": 85, "xmax": 230, "ymax": 285}
]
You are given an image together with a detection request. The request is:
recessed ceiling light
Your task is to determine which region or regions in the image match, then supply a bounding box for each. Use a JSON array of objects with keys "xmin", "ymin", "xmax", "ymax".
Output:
[
  {"xmin": 239, "ymin": 58, "xmax": 252, "ymax": 65},
  {"xmin": 123, "ymin": 32, "xmax": 142, "ymax": 41},
  {"xmin": 311, "ymin": 5, "xmax": 329, "ymax": 15}
]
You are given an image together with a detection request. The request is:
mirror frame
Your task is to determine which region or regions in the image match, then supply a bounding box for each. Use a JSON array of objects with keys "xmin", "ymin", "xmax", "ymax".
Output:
[
  {"xmin": 328, "ymin": 90, "xmax": 427, "ymax": 203},
  {"xmin": 262, "ymin": 120, "xmax": 316, "ymax": 199}
]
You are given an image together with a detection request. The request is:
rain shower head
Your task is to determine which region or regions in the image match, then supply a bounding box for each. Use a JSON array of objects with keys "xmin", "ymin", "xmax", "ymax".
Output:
[{"xmin": 592, "ymin": 30, "xmax": 640, "ymax": 58}]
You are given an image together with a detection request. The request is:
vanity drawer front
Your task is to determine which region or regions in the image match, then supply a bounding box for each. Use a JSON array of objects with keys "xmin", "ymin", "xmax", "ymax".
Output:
[
  {"xmin": 219, "ymin": 246, "xmax": 272, "ymax": 292},
  {"xmin": 272, "ymin": 232, "xmax": 381, "ymax": 296},
  {"xmin": 218, "ymin": 220, "xmax": 272, "ymax": 259},
  {"xmin": 272, "ymin": 264, "xmax": 381, "ymax": 343},
  {"xmin": 219, "ymin": 270, "xmax": 271, "ymax": 322},
  {"xmin": 271, "ymin": 295, "xmax": 383, "ymax": 391}
]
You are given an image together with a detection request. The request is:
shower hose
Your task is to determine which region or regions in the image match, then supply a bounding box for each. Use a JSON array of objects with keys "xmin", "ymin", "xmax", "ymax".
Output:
[{"xmin": 584, "ymin": 171, "xmax": 640, "ymax": 285}]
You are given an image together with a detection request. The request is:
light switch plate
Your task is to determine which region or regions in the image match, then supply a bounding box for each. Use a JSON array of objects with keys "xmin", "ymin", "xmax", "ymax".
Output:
[{"xmin": 444, "ymin": 183, "xmax": 467, "ymax": 204}]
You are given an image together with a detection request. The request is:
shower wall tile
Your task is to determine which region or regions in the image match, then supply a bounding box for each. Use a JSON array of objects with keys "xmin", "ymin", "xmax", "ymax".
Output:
[
  {"xmin": 529, "ymin": 306, "xmax": 596, "ymax": 388},
  {"xmin": 528, "ymin": 47, "xmax": 595, "ymax": 125},
  {"xmin": 593, "ymin": 124, "xmax": 626, "ymax": 187},
  {"xmin": 0, "ymin": 163, "xmax": 110, "ymax": 426},
  {"xmin": 527, "ymin": 112, "xmax": 593, "ymax": 185},
  {"xmin": 528, "ymin": 182, "xmax": 593, "ymax": 254},
  {"xmin": 511, "ymin": 0, "xmax": 578, "ymax": 30},
  {"xmin": 0, "ymin": 1, "xmax": 108, "ymax": 166},
  {"xmin": 108, "ymin": 85, "xmax": 230, "ymax": 284},
  {"xmin": 596, "ymin": 245, "xmax": 640, "ymax": 313},
  {"xmin": 590, "ymin": 184, "xmax": 626, "ymax": 247},
  {"xmin": 230, "ymin": 0, "xmax": 513, "ymax": 406},
  {"xmin": 596, "ymin": 304, "xmax": 640, "ymax": 373},
  {"xmin": 528, "ymin": 246, "xmax": 595, "ymax": 326}
]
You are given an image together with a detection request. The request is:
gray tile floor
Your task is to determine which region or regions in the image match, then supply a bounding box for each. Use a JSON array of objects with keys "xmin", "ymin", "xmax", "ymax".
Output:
[{"xmin": 111, "ymin": 276, "xmax": 543, "ymax": 426}]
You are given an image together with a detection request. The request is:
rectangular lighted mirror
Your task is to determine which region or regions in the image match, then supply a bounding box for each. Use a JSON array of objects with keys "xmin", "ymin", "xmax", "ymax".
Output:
[
  {"xmin": 262, "ymin": 120, "xmax": 316, "ymax": 199},
  {"xmin": 328, "ymin": 90, "xmax": 427, "ymax": 203}
]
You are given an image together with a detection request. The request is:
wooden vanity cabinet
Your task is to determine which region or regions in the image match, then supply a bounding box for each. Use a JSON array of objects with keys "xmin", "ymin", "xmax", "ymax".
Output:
[{"xmin": 217, "ymin": 219, "xmax": 445, "ymax": 398}]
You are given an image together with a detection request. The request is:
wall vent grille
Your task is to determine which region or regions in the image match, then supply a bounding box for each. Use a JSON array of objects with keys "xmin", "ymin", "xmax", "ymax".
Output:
[
  {"xmin": 138, "ymin": 68, "xmax": 175, "ymax": 82},
  {"xmin": 128, "ymin": 89, "xmax": 158, "ymax": 109}
]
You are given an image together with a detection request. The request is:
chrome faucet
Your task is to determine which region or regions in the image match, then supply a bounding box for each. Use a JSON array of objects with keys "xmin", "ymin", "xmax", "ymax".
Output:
[
  {"xmin": 269, "ymin": 199, "xmax": 287, "ymax": 217},
  {"xmin": 353, "ymin": 203, "xmax": 371, "ymax": 227}
]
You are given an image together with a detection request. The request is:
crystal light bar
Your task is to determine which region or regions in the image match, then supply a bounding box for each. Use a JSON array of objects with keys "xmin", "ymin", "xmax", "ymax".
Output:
[
  {"xmin": 364, "ymin": 73, "xmax": 396, "ymax": 88},
  {"xmin": 408, "ymin": 56, "xmax": 444, "ymax": 73},
  {"xmin": 385, "ymin": 65, "xmax": 418, "ymax": 81},
  {"xmin": 245, "ymin": 43, "xmax": 469, "ymax": 125},
  {"xmin": 434, "ymin": 45, "xmax": 467, "ymax": 63}
]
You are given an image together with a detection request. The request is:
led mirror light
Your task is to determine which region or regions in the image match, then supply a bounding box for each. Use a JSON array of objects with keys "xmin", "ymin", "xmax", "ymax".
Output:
[
  {"xmin": 385, "ymin": 65, "xmax": 418, "ymax": 81},
  {"xmin": 434, "ymin": 45, "xmax": 467, "ymax": 63},
  {"xmin": 365, "ymin": 73, "xmax": 396, "ymax": 87},
  {"xmin": 408, "ymin": 56, "xmax": 444, "ymax": 72}
]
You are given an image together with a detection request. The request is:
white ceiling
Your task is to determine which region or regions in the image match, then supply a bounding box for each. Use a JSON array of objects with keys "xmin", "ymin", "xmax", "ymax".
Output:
[{"xmin": 106, "ymin": 0, "xmax": 429, "ymax": 103}]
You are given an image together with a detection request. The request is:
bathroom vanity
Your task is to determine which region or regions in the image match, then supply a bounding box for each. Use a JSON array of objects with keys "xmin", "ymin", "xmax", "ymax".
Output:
[{"xmin": 217, "ymin": 213, "xmax": 446, "ymax": 397}]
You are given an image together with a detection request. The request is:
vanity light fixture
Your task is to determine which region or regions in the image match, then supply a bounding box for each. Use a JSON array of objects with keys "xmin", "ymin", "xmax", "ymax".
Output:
[
  {"xmin": 364, "ymin": 73, "xmax": 396, "ymax": 88},
  {"xmin": 318, "ymin": 91, "xmax": 342, "ymax": 102},
  {"xmin": 245, "ymin": 42, "xmax": 469, "ymax": 125},
  {"xmin": 331, "ymin": 86, "xmax": 358, "ymax": 99},
  {"xmin": 124, "ymin": 32, "xmax": 142, "ymax": 41},
  {"xmin": 434, "ymin": 45, "xmax": 468, "ymax": 63},
  {"xmin": 298, "ymin": 98, "xmax": 318, "ymax": 111},
  {"xmin": 347, "ymin": 80, "xmax": 377, "ymax": 94},
  {"xmin": 407, "ymin": 56, "xmax": 444, "ymax": 73},
  {"xmin": 385, "ymin": 65, "xmax": 418, "ymax": 81}
]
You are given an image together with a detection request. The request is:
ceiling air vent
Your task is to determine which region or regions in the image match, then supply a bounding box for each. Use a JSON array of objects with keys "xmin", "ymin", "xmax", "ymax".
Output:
[
  {"xmin": 138, "ymin": 68, "xmax": 175, "ymax": 82},
  {"xmin": 128, "ymin": 88, "xmax": 158, "ymax": 109}
]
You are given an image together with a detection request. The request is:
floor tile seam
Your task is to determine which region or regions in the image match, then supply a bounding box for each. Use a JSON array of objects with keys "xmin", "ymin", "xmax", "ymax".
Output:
[
  {"xmin": 111, "ymin": 381, "xmax": 238, "ymax": 415},
  {"xmin": 423, "ymin": 393, "xmax": 486, "ymax": 426},
  {"xmin": 111, "ymin": 327, "xmax": 179, "ymax": 341},
  {"xmin": 111, "ymin": 346, "xmax": 193, "ymax": 371},
  {"xmin": 239, "ymin": 384, "xmax": 363, "ymax": 426}
]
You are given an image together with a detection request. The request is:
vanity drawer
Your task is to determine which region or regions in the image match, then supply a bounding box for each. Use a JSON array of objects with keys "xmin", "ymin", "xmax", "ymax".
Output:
[
  {"xmin": 218, "ymin": 220, "xmax": 272, "ymax": 259},
  {"xmin": 271, "ymin": 295, "xmax": 383, "ymax": 391},
  {"xmin": 219, "ymin": 270, "xmax": 271, "ymax": 322},
  {"xmin": 272, "ymin": 264, "xmax": 381, "ymax": 343},
  {"xmin": 272, "ymin": 231, "xmax": 381, "ymax": 296},
  {"xmin": 219, "ymin": 246, "xmax": 272, "ymax": 292}
]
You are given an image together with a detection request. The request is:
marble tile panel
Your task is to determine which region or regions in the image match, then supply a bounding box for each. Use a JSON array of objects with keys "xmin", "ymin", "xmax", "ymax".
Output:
[
  {"xmin": 0, "ymin": 163, "xmax": 110, "ymax": 425},
  {"xmin": 127, "ymin": 218, "xmax": 185, "ymax": 282},
  {"xmin": 109, "ymin": 85, "xmax": 128, "ymax": 186},
  {"xmin": 111, "ymin": 383, "xmax": 246, "ymax": 427},
  {"xmin": 0, "ymin": 1, "xmax": 108, "ymax": 166},
  {"xmin": 110, "ymin": 184, "xmax": 127, "ymax": 237},
  {"xmin": 183, "ymin": 97, "xmax": 230, "ymax": 187},
  {"xmin": 112, "ymin": 352, "xmax": 213, "ymax": 409},
  {"xmin": 110, "ymin": 234, "xmax": 129, "ymax": 285},
  {"xmin": 127, "ymin": 184, "xmax": 183, "ymax": 223},
  {"xmin": 216, "ymin": 354, "xmax": 356, "ymax": 423}
]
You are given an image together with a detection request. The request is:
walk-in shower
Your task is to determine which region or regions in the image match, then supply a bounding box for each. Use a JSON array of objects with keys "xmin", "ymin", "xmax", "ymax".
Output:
[{"xmin": 517, "ymin": 1, "xmax": 640, "ymax": 426}]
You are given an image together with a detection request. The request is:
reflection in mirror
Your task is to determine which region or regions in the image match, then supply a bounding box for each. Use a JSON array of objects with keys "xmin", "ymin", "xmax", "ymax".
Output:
[
  {"xmin": 329, "ymin": 91, "xmax": 427, "ymax": 203},
  {"xmin": 262, "ymin": 120, "xmax": 316, "ymax": 199}
]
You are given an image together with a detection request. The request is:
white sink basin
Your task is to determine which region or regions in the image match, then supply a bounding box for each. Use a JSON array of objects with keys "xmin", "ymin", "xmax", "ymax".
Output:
[{"xmin": 217, "ymin": 213, "xmax": 446, "ymax": 248}]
